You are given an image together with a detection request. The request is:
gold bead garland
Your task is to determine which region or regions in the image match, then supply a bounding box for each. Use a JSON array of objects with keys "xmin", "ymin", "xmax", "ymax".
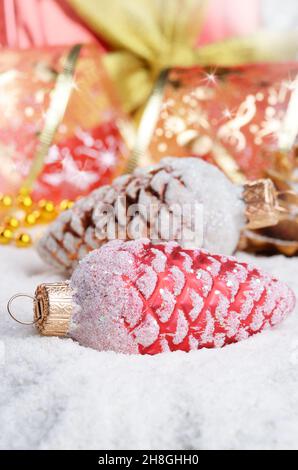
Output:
[
  {"xmin": 15, "ymin": 233, "xmax": 33, "ymax": 248},
  {"xmin": 0, "ymin": 188, "xmax": 74, "ymax": 248},
  {"xmin": 0, "ymin": 228, "xmax": 14, "ymax": 244}
]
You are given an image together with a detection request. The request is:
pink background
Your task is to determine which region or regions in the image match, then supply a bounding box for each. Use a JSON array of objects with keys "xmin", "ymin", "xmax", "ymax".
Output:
[{"xmin": 0, "ymin": 0, "xmax": 259, "ymax": 49}]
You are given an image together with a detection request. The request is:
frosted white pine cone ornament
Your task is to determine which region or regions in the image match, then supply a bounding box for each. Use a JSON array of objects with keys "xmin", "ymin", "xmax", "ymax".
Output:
[{"xmin": 38, "ymin": 157, "xmax": 281, "ymax": 272}]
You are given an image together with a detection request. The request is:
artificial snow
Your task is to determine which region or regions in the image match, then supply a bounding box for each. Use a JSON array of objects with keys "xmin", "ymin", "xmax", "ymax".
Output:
[{"xmin": 0, "ymin": 245, "xmax": 298, "ymax": 450}]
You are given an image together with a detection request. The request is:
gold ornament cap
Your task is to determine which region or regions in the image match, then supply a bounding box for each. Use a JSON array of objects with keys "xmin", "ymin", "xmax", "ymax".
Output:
[
  {"xmin": 243, "ymin": 179, "xmax": 281, "ymax": 230},
  {"xmin": 34, "ymin": 282, "xmax": 73, "ymax": 336}
]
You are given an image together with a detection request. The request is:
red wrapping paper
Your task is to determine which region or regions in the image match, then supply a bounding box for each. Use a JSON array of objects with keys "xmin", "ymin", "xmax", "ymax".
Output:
[
  {"xmin": 0, "ymin": 44, "xmax": 131, "ymax": 201},
  {"xmin": 148, "ymin": 63, "xmax": 298, "ymax": 180}
]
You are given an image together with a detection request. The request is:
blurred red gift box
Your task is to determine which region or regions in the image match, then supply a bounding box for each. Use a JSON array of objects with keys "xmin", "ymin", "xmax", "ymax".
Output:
[
  {"xmin": 147, "ymin": 63, "xmax": 298, "ymax": 182},
  {"xmin": 0, "ymin": 44, "xmax": 132, "ymax": 201}
]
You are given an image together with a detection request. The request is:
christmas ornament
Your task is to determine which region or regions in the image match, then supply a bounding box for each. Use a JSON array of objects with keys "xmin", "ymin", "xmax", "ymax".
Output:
[
  {"xmin": 7, "ymin": 240, "xmax": 296, "ymax": 355},
  {"xmin": 135, "ymin": 64, "xmax": 298, "ymax": 182},
  {"xmin": 240, "ymin": 158, "xmax": 298, "ymax": 256},
  {"xmin": 38, "ymin": 157, "xmax": 284, "ymax": 271},
  {"xmin": 0, "ymin": 44, "xmax": 131, "ymax": 202}
]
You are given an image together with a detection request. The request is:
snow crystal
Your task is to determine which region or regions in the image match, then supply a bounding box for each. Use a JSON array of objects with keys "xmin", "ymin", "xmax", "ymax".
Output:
[
  {"xmin": 150, "ymin": 170, "xmax": 170, "ymax": 194},
  {"xmin": 215, "ymin": 293, "xmax": 230, "ymax": 323},
  {"xmin": 232, "ymin": 264, "xmax": 248, "ymax": 283},
  {"xmin": 70, "ymin": 213, "xmax": 85, "ymax": 237},
  {"xmin": 201, "ymin": 311, "xmax": 215, "ymax": 344},
  {"xmin": 84, "ymin": 227, "xmax": 99, "ymax": 249},
  {"xmin": 151, "ymin": 248, "xmax": 167, "ymax": 273},
  {"xmin": 51, "ymin": 211, "xmax": 71, "ymax": 241},
  {"xmin": 173, "ymin": 310, "xmax": 189, "ymax": 345},
  {"xmin": 160, "ymin": 337, "xmax": 170, "ymax": 352},
  {"xmin": 250, "ymin": 310, "xmax": 264, "ymax": 332},
  {"xmin": 189, "ymin": 290, "xmax": 204, "ymax": 321},
  {"xmin": 122, "ymin": 287, "xmax": 143, "ymax": 328},
  {"xmin": 235, "ymin": 327, "xmax": 249, "ymax": 342},
  {"xmin": 249, "ymin": 276, "xmax": 266, "ymax": 301},
  {"xmin": 136, "ymin": 266, "xmax": 158, "ymax": 299},
  {"xmin": 214, "ymin": 333, "xmax": 226, "ymax": 348},
  {"xmin": 63, "ymin": 233, "xmax": 81, "ymax": 253},
  {"xmin": 196, "ymin": 269, "xmax": 213, "ymax": 297},
  {"xmin": 225, "ymin": 311, "xmax": 241, "ymax": 338},
  {"xmin": 223, "ymin": 272, "xmax": 240, "ymax": 301},
  {"xmin": 164, "ymin": 240, "xmax": 178, "ymax": 254},
  {"xmin": 156, "ymin": 288, "xmax": 176, "ymax": 322},
  {"xmin": 206, "ymin": 256, "xmax": 221, "ymax": 276},
  {"xmin": 133, "ymin": 314, "xmax": 160, "ymax": 347},
  {"xmin": 170, "ymin": 266, "xmax": 185, "ymax": 296},
  {"xmin": 189, "ymin": 335, "xmax": 199, "ymax": 350},
  {"xmin": 181, "ymin": 252, "xmax": 194, "ymax": 272},
  {"xmin": 239, "ymin": 296, "xmax": 254, "ymax": 320}
]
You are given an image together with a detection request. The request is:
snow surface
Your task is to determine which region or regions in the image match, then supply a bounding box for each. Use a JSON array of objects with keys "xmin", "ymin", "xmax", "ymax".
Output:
[{"xmin": 0, "ymin": 245, "xmax": 298, "ymax": 450}]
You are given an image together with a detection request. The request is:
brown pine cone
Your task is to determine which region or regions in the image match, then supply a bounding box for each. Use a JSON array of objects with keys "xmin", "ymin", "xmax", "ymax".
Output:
[{"xmin": 38, "ymin": 157, "xmax": 245, "ymax": 271}]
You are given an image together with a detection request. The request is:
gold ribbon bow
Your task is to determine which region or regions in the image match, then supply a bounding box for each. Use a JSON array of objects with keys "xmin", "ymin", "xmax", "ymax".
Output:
[{"xmin": 68, "ymin": 0, "xmax": 298, "ymax": 115}]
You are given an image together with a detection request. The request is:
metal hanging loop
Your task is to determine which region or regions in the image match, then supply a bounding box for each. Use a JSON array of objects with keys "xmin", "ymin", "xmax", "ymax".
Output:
[{"xmin": 7, "ymin": 294, "xmax": 39, "ymax": 326}]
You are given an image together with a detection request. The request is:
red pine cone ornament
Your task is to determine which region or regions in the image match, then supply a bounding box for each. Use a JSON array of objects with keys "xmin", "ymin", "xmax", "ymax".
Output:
[{"xmin": 35, "ymin": 240, "xmax": 296, "ymax": 355}]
